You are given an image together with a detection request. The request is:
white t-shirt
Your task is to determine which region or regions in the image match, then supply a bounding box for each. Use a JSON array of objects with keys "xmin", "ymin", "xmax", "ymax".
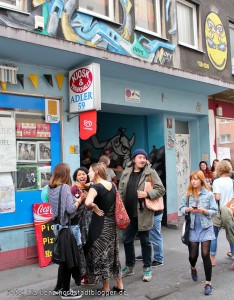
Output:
[
  {"xmin": 106, "ymin": 168, "xmax": 116, "ymax": 182},
  {"xmin": 212, "ymin": 177, "xmax": 234, "ymax": 207}
]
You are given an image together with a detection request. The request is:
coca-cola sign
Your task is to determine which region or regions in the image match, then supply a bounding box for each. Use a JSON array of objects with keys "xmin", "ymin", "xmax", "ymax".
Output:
[
  {"xmin": 33, "ymin": 203, "xmax": 55, "ymax": 268},
  {"xmin": 37, "ymin": 204, "xmax": 53, "ymax": 217}
]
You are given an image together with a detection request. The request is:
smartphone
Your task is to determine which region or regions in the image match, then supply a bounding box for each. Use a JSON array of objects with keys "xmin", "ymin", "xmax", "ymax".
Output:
[{"xmin": 191, "ymin": 206, "xmax": 197, "ymax": 209}]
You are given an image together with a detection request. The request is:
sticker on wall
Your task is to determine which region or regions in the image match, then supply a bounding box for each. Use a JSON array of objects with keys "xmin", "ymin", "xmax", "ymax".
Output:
[
  {"xmin": 167, "ymin": 130, "xmax": 174, "ymax": 149},
  {"xmin": 205, "ymin": 12, "xmax": 227, "ymax": 71},
  {"xmin": 45, "ymin": 99, "xmax": 60, "ymax": 123},
  {"xmin": 125, "ymin": 89, "xmax": 140, "ymax": 102}
]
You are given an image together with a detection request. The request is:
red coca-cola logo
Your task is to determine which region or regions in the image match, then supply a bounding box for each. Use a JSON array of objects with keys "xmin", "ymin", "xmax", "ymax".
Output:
[
  {"xmin": 37, "ymin": 205, "xmax": 53, "ymax": 217},
  {"xmin": 70, "ymin": 68, "xmax": 93, "ymax": 94}
]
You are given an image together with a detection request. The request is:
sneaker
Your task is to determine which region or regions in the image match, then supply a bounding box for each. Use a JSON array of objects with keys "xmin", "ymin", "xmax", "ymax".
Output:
[
  {"xmin": 191, "ymin": 268, "xmax": 198, "ymax": 282},
  {"xmin": 227, "ymin": 251, "xmax": 232, "ymax": 258},
  {"xmin": 143, "ymin": 268, "xmax": 152, "ymax": 282},
  {"xmin": 135, "ymin": 255, "xmax": 143, "ymax": 261},
  {"xmin": 61, "ymin": 290, "xmax": 82, "ymax": 299},
  {"xmin": 204, "ymin": 284, "xmax": 213, "ymax": 296},
  {"xmin": 152, "ymin": 260, "xmax": 163, "ymax": 267},
  {"xmin": 53, "ymin": 288, "xmax": 63, "ymax": 296},
  {"xmin": 80, "ymin": 275, "xmax": 95, "ymax": 286},
  {"xmin": 121, "ymin": 266, "xmax": 134, "ymax": 278}
]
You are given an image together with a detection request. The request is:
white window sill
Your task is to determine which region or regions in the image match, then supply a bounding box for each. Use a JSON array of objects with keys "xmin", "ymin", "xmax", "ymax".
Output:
[
  {"xmin": 178, "ymin": 42, "xmax": 204, "ymax": 53},
  {"xmin": 77, "ymin": 8, "xmax": 121, "ymax": 26},
  {"xmin": 135, "ymin": 26, "xmax": 162, "ymax": 39},
  {"xmin": 0, "ymin": 5, "xmax": 30, "ymax": 15}
]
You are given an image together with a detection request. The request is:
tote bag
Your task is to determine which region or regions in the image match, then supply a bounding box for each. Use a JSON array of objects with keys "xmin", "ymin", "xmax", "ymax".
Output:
[{"xmin": 144, "ymin": 175, "xmax": 164, "ymax": 211}]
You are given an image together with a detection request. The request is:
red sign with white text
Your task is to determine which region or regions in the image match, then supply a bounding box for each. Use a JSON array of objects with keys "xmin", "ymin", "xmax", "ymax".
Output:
[
  {"xmin": 33, "ymin": 203, "xmax": 55, "ymax": 267},
  {"xmin": 79, "ymin": 110, "xmax": 97, "ymax": 140}
]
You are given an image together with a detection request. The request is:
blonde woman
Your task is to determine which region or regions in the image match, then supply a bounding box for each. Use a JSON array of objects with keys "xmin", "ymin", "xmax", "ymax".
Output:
[
  {"xmin": 210, "ymin": 160, "xmax": 234, "ymax": 269},
  {"xmin": 180, "ymin": 170, "xmax": 218, "ymax": 296}
]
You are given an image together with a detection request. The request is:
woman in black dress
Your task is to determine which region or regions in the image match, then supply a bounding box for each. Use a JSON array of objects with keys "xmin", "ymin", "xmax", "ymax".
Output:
[{"xmin": 85, "ymin": 163, "xmax": 125, "ymax": 295}]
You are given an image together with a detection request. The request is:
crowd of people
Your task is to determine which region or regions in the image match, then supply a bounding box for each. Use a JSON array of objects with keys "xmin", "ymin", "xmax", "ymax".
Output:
[{"xmin": 47, "ymin": 150, "xmax": 234, "ymax": 299}]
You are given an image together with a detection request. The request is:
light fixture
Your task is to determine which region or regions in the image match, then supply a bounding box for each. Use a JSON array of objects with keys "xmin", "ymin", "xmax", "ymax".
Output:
[{"xmin": 216, "ymin": 105, "xmax": 223, "ymax": 117}]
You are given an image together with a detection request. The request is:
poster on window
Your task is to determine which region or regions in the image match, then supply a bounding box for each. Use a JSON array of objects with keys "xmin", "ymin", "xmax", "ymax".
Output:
[
  {"xmin": 0, "ymin": 185, "xmax": 15, "ymax": 213},
  {"xmin": 0, "ymin": 117, "xmax": 16, "ymax": 172}
]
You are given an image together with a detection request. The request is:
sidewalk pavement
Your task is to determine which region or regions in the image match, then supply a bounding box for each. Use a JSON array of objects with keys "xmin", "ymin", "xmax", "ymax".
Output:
[{"xmin": 0, "ymin": 226, "xmax": 233, "ymax": 300}]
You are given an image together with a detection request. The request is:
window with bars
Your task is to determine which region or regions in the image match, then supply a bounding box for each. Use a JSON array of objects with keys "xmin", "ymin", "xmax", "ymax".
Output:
[
  {"xmin": 134, "ymin": 0, "xmax": 161, "ymax": 36},
  {"xmin": 79, "ymin": 0, "xmax": 121, "ymax": 23},
  {"xmin": 177, "ymin": 0, "xmax": 198, "ymax": 49}
]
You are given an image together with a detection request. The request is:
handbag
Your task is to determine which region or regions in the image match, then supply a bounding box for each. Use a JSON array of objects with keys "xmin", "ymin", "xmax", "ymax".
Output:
[
  {"xmin": 181, "ymin": 213, "xmax": 191, "ymax": 246},
  {"xmin": 51, "ymin": 185, "xmax": 63, "ymax": 264},
  {"xmin": 113, "ymin": 184, "xmax": 130, "ymax": 230},
  {"xmin": 226, "ymin": 199, "xmax": 234, "ymax": 216},
  {"xmin": 144, "ymin": 174, "xmax": 164, "ymax": 211}
]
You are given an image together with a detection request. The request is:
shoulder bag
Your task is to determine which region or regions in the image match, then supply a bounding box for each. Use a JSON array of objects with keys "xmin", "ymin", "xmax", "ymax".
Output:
[
  {"xmin": 226, "ymin": 180, "xmax": 234, "ymax": 216},
  {"xmin": 113, "ymin": 184, "xmax": 130, "ymax": 230},
  {"xmin": 144, "ymin": 174, "xmax": 164, "ymax": 211},
  {"xmin": 181, "ymin": 213, "xmax": 191, "ymax": 246},
  {"xmin": 51, "ymin": 185, "xmax": 63, "ymax": 264}
]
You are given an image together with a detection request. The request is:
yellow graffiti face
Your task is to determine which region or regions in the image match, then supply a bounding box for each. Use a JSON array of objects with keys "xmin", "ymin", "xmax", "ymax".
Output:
[{"xmin": 205, "ymin": 13, "xmax": 227, "ymax": 70}]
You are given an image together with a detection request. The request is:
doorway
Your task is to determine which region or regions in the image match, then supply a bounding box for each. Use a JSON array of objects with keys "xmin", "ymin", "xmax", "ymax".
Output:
[{"xmin": 175, "ymin": 121, "xmax": 190, "ymax": 215}]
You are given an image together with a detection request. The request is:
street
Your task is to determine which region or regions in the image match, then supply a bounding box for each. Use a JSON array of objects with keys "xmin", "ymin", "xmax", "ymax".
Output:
[{"xmin": 0, "ymin": 226, "xmax": 233, "ymax": 300}]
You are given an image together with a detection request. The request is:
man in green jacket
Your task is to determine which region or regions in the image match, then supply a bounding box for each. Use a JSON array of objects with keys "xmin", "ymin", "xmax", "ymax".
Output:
[{"xmin": 118, "ymin": 149, "xmax": 165, "ymax": 282}]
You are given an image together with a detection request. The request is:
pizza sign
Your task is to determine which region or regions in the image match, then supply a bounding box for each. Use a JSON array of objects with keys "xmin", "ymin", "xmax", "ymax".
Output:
[{"xmin": 69, "ymin": 63, "xmax": 101, "ymax": 113}]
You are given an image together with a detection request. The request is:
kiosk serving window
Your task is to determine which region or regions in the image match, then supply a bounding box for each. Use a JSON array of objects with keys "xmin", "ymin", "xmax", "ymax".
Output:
[{"xmin": 0, "ymin": 94, "xmax": 61, "ymax": 228}]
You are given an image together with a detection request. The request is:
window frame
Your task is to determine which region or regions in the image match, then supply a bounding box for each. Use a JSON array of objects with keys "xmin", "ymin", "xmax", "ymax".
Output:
[
  {"xmin": 176, "ymin": 0, "xmax": 198, "ymax": 50},
  {"xmin": 134, "ymin": 0, "xmax": 162, "ymax": 38},
  {"xmin": 230, "ymin": 22, "xmax": 234, "ymax": 75},
  {"xmin": 220, "ymin": 134, "xmax": 231, "ymax": 144},
  {"xmin": 79, "ymin": 0, "xmax": 119, "ymax": 24},
  {"xmin": 220, "ymin": 118, "xmax": 230, "ymax": 124},
  {"xmin": 0, "ymin": 0, "xmax": 20, "ymax": 10}
]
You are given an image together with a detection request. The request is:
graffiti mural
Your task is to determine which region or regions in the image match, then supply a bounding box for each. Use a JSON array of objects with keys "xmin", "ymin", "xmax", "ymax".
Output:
[
  {"xmin": 0, "ymin": 0, "xmax": 175, "ymax": 66},
  {"xmin": 205, "ymin": 12, "xmax": 227, "ymax": 71},
  {"xmin": 91, "ymin": 127, "xmax": 135, "ymax": 168}
]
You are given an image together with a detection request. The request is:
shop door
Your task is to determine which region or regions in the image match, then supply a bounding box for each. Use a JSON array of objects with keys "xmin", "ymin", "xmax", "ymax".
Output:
[{"xmin": 175, "ymin": 121, "xmax": 190, "ymax": 215}]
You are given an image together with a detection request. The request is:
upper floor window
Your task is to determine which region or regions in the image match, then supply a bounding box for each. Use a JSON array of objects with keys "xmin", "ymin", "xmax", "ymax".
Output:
[
  {"xmin": 177, "ymin": 0, "xmax": 198, "ymax": 49},
  {"xmin": 79, "ymin": 0, "xmax": 121, "ymax": 23},
  {"xmin": 230, "ymin": 23, "xmax": 234, "ymax": 74},
  {"xmin": 0, "ymin": 0, "xmax": 27, "ymax": 12},
  {"xmin": 220, "ymin": 134, "xmax": 231, "ymax": 144},
  {"xmin": 220, "ymin": 118, "xmax": 230, "ymax": 124},
  {"xmin": 134, "ymin": 0, "xmax": 161, "ymax": 36}
]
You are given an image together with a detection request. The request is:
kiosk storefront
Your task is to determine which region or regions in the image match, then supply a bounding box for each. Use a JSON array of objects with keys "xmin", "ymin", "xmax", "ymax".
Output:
[{"xmin": 0, "ymin": 93, "xmax": 61, "ymax": 270}]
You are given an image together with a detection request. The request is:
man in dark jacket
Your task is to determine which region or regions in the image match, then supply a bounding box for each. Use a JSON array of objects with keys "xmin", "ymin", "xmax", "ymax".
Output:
[{"xmin": 118, "ymin": 149, "xmax": 165, "ymax": 282}]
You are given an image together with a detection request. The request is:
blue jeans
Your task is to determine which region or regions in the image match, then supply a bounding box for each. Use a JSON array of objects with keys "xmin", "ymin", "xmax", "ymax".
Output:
[
  {"xmin": 122, "ymin": 217, "xmax": 152, "ymax": 268},
  {"xmin": 53, "ymin": 224, "xmax": 82, "ymax": 246},
  {"xmin": 149, "ymin": 213, "xmax": 164, "ymax": 263},
  {"xmin": 210, "ymin": 226, "xmax": 234, "ymax": 259}
]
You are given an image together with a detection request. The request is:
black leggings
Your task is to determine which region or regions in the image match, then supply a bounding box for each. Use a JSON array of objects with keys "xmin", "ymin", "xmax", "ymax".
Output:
[{"xmin": 188, "ymin": 241, "xmax": 212, "ymax": 281}]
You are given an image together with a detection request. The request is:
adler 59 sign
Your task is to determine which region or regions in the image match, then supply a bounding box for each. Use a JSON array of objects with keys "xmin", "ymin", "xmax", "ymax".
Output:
[{"xmin": 69, "ymin": 63, "xmax": 101, "ymax": 113}]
